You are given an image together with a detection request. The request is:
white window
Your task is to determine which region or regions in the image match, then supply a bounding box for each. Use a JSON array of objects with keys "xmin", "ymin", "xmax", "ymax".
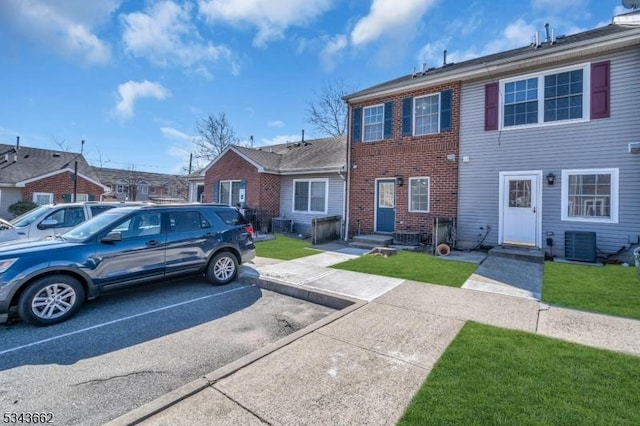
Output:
[
  {"xmin": 501, "ymin": 63, "xmax": 589, "ymax": 129},
  {"xmin": 116, "ymin": 184, "xmax": 128, "ymax": 194},
  {"xmin": 293, "ymin": 179, "xmax": 327, "ymax": 213},
  {"xmin": 33, "ymin": 192, "xmax": 53, "ymax": 205},
  {"xmin": 363, "ymin": 104, "xmax": 384, "ymax": 142},
  {"xmin": 75, "ymin": 194, "xmax": 89, "ymax": 202},
  {"xmin": 414, "ymin": 94, "xmax": 440, "ymax": 136},
  {"xmin": 220, "ymin": 180, "xmax": 242, "ymax": 206},
  {"xmin": 561, "ymin": 168, "xmax": 618, "ymax": 223},
  {"xmin": 409, "ymin": 177, "xmax": 430, "ymax": 212}
]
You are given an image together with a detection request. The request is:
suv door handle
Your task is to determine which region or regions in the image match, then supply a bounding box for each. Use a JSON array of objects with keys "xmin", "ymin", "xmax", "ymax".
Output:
[{"xmin": 146, "ymin": 240, "xmax": 159, "ymax": 247}]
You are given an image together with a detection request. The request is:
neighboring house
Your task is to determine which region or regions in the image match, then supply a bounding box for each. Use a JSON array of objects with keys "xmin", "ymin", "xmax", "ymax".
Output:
[
  {"xmin": 0, "ymin": 142, "xmax": 107, "ymax": 219},
  {"xmin": 343, "ymin": 63, "xmax": 460, "ymax": 243},
  {"xmin": 93, "ymin": 167, "xmax": 189, "ymax": 203},
  {"xmin": 455, "ymin": 14, "xmax": 640, "ymax": 259},
  {"xmin": 186, "ymin": 170, "xmax": 205, "ymax": 203},
  {"xmin": 203, "ymin": 136, "xmax": 347, "ymax": 236},
  {"xmin": 344, "ymin": 11, "xmax": 640, "ymax": 260}
]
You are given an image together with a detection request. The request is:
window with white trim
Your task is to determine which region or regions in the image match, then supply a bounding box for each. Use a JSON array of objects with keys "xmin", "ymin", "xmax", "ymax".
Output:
[
  {"xmin": 561, "ymin": 168, "xmax": 618, "ymax": 223},
  {"xmin": 501, "ymin": 64, "xmax": 588, "ymax": 129},
  {"xmin": 219, "ymin": 180, "xmax": 242, "ymax": 206},
  {"xmin": 293, "ymin": 179, "xmax": 327, "ymax": 213},
  {"xmin": 33, "ymin": 192, "xmax": 53, "ymax": 205},
  {"xmin": 409, "ymin": 177, "xmax": 430, "ymax": 212},
  {"xmin": 414, "ymin": 94, "xmax": 440, "ymax": 136},
  {"xmin": 363, "ymin": 104, "xmax": 384, "ymax": 142},
  {"xmin": 75, "ymin": 194, "xmax": 89, "ymax": 202}
]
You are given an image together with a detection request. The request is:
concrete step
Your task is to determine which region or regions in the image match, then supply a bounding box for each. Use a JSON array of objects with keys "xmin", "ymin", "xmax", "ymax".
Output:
[
  {"xmin": 488, "ymin": 245, "xmax": 545, "ymax": 264},
  {"xmin": 351, "ymin": 234, "xmax": 393, "ymax": 249}
]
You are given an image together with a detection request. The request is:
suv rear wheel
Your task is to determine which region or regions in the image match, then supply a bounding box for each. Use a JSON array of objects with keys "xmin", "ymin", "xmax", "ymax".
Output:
[
  {"xmin": 205, "ymin": 251, "xmax": 238, "ymax": 285},
  {"xmin": 18, "ymin": 275, "xmax": 85, "ymax": 326}
]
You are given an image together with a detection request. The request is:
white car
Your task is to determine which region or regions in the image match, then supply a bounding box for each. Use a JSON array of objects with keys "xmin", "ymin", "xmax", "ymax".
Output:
[{"xmin": 0, "ymin": 202, "xmax": 144, "ymax": 243}]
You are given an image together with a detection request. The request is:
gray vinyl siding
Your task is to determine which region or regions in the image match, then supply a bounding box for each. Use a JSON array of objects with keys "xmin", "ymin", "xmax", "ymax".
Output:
[
  {"xmin": 0, "ymin": 187, "xmax": 23, "ymax": 219},
  {"xmin": 280, "ymin": 173, "xmax": 346, "ymax": 236},
  {"xmin": 458, "ymin": 49, "xmax": 640, "ymax": 262}
]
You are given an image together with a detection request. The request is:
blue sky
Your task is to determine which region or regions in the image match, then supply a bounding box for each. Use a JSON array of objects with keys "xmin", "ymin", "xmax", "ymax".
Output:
[{"xmin": 0, "ymin": 0, "xmax": 628, "ymax": 174}]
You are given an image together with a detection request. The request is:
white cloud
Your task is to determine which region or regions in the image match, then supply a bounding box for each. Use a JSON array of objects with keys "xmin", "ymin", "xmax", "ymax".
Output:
[
  {"xmin": 259, "ymin": 134, "xmax": 303, "ymax": 146},
  {"xmin": 0, "ymin": 0, "xmax": 115, "ymax": 64},
  {"xmin": 267, "ymin": 121, "xmax": 285, "ymax": 128},
  {"xmin": 483, "ymin": 19, "xmax": 538, "ymax": 54},
  {"xmin": 161, "ymin": 127, "xmax": 192, "ymax": 140},
  {"xmin": 351, "ymin": 0, "xmax": 437, "ymax": 46},
  {"xmin": 115, "ymin": 80, "xmax": 171, "ymax": 119},
  {"xmin": 418, "ymin": 19, "xmax": 540, "ymax": 68},
  {"xmin": 198, "ymin": 0, "xmax": 332, "ymax": 47},
  {"xmin": 121, "ymin": 1, "xmax": 234, "ymax": 73},
  {"xmin": 320, "ymin": 34, "xmax": 348, "ymax": 72}
]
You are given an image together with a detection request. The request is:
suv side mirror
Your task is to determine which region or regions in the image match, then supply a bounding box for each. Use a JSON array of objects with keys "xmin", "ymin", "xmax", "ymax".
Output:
[
  {"xmin": 37, "ymin": 219, "xmax": 59, "ymax": 230},
  {"xmin": 102, "ymin": 231, "xmax": 122, "ymax": 242}
]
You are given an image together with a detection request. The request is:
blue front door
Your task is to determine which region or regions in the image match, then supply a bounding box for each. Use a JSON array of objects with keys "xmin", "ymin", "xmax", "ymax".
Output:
[{"xmin": 376, "ymin": 179, "xmax": 395, "ymax": 233}]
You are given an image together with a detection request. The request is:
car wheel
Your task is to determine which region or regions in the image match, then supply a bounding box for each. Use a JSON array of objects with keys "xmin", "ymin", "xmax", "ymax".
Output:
[
  {"xmin": 205, "ymin": 251, "xmax": 238, "ymax": 285},
  {"xmin": 18, "ymin": 275, "xmax": 85, "ymax": 326}
]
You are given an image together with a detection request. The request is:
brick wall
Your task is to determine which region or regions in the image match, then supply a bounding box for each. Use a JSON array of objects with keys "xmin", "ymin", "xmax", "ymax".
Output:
[
  {"xmin": 23, "ymin": 172, "xmax": 105, "ymax": 203},
  {"xmin": 203, "ymin": 150, "xmax": 280, "ymax": 215},
  {"xmin": 348, "ymin": 82, "xmax": 461, "ymax": 239}
]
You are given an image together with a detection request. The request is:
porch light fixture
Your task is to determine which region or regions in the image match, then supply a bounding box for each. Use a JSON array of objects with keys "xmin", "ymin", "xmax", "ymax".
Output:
[
  {"xmin": 396, "ymin": 176, "xmax": 404, "ymax": 186},
  {"xmin": 546, "ymin": 172, "xmax": 555, "ymax": 186}
]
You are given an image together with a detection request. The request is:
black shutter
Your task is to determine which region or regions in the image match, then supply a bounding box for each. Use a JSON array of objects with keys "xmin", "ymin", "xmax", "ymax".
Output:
[
  {"xmin": 352, "ymin": 107, "xmax": 362, "ymax": 142},
  {"xmin": 484, "ymin": 82, "xmax": 499, "ymax": 131},
  {"xmin": 402, "ymin": 97, "xmax": 413, "ymax": 136},
  {"xmin": 62, "ymin": 194, "xmax": 71, "ymax": 203},
  {"xmin": 440, "ymin": 89, "xmax": 452, "ymax": 131},
  {"xmin": 213, "ymin": 180, "xmax": 219, "ymax": 203},
  {"xmin": 383, "ymin": 101, "xmax": 393, "ymax": 139}
]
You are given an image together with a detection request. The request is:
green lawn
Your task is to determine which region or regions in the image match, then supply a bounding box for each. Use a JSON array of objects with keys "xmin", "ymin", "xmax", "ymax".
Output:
[
  {"xmin": 543, "ymin": 262, "xmax": 640, "ymax": 320},
  {"xmin": 399, "ymin": 322, "xmax": 640, "ymax": 425},
  {"xmin": 254, "ymin": 234, "xmax": 320, "ymax": 260},
  {"xmin": 331, "ymin": 250, "xmax": 477, "ymax": 287}
]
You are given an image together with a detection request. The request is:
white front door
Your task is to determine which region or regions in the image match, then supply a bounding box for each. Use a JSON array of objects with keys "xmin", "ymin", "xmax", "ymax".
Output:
[{"xmin": 499, "ymin": 172, "xmax": 541, "ymax": 247}]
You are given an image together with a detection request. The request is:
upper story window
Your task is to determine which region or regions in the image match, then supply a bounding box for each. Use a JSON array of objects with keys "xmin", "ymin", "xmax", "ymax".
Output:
[
  {"xmin": 293, "ymin": 179, "xmax": 327, "ymax": 214},
  {"xmin": 363, "ymin": 104, "xmax": 384, "ymax": 141},
  {"xmin": 500, "ymin": 64, "xmax": 589, "ymax": 129},
  {"xmin": 414, "ymin": 94, "xmax": 440, "ymax": 136},
  {"xmin": 561, "ymin": 168, "xmax": 618, "ymax": 224}
]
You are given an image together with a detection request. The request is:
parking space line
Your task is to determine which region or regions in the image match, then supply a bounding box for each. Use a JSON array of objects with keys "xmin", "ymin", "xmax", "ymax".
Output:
[{"xmin": 0, "ymin": 285, "xmax": 252, "ymax": 356}]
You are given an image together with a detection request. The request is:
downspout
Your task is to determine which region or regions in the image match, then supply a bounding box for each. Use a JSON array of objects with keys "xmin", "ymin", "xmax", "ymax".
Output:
[{"xmin": 343, "ymin": 103, "xmax": 352, "ymax": 241}]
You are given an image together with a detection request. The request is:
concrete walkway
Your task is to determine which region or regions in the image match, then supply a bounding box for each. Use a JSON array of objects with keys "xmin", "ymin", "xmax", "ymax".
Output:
[{"xmin": 108, "ymin": 250, "xmax": 640, "ymax": 426}]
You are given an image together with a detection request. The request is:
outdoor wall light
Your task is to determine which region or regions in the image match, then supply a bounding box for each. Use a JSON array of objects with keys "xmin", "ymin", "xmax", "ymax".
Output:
[
  {"xmin": 396, "ymin": 176, "xmax": 404, "ymax": 186},
  {"xmin": 546, "ymin": 172, "xmax": 555, "ymax": 186}
]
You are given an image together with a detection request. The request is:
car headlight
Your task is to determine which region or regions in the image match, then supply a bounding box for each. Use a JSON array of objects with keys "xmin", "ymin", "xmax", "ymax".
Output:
[{"xmin": 0, "ymin": 258, "xmax": 18, "ymax": 274}]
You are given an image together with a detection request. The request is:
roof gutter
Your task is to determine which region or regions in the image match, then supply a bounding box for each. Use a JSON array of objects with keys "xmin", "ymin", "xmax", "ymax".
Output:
[{"xmin": 345, "ymin": 28, "xmax": 640, "ymax": 103}]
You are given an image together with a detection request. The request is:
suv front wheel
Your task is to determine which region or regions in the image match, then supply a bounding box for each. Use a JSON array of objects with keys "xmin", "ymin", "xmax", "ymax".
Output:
[
  {"xmin": 18, "ymin": 275, "xmax": 85, "ymax": 326},
  {"xmin": 205, "ymin": 251, "xmax": 238, "ymax": 285}
]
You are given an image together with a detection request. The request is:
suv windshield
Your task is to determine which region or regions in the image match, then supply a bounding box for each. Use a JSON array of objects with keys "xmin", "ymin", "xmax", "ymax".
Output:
[{"xmin": 11, "ymin": 206, "xmax": 50, "ymax": 228}]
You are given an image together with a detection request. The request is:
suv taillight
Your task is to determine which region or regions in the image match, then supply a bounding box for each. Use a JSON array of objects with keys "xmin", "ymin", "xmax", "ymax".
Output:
[{"xmin": 244, "ymin": 224, "xmax": 255, "ymax": 239}]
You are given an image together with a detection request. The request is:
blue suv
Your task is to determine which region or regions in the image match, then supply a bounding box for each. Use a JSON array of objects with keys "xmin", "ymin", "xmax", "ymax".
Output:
[{"xmin": 0, "ymin": 204, "xmax": 256, "ymax": 326}]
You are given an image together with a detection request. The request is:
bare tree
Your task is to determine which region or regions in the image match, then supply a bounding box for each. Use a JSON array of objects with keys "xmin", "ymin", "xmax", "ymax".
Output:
[
  {"xmin": 306, "ymin": 79, "xmax": 353, "ymax": 137},
  {"xmin": 192, "ymin": 112, "xmax": 240, "ymax": 162}
]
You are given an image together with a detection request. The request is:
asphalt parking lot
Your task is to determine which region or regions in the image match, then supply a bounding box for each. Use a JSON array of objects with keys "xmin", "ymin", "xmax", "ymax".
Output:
[{"xmin": 0, "ymin": 276, "xmax": 336, "ymax": 426}]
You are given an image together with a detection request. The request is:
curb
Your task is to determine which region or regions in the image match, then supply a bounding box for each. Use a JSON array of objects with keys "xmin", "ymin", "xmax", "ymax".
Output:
[{"xmin": 105, "ymin": 276, "xmax": 365, "ymax": 426}]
